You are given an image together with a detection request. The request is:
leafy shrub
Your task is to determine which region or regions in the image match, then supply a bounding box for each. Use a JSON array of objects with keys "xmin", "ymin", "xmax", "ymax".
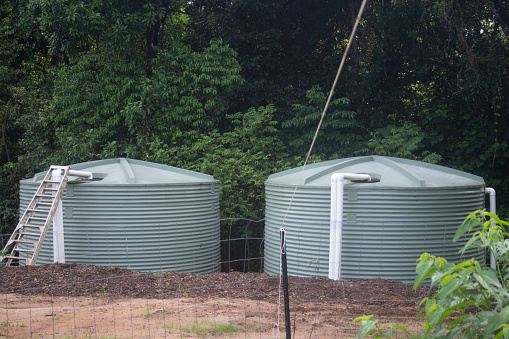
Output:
[
  {"xmin": 51, "ymin": 39, "xmax": 243, "ymax": 164},
  {"xmin": 282, "ymin": 85, "xmax": 363, "ymax": 160},
  {"xmin": 357, "ymin": 122, "xmax": 442, "ymax": 164},
  {"xmin": 353, "ymin": 209, "xmax": 509, "ymax": 338}
]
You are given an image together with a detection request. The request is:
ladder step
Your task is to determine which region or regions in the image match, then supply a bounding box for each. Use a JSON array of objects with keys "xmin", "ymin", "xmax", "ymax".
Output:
[
  {"xmin": 28, "ymin": 217, "xmax": 47, "ymax": 221},
  {"xmin": 42, "ymin": 188, "xmax": 58, "ymax": 192},
  {"xmin": 13, "ymin": 240, "xmax": 37, "ymax": 244},
  {"xmin": 35, "ymin": 194, "xmax": 55, "ymax": 199},
  {"xmin": 28, "ymin": 209, "xmax": 50, "ymax": 213},
  {"xmin": 43, "ymin": 180, "xmax": 62, "ymax": 184},
  {"xmin": 21, "ymin": 224, "xmax": 43, "ymax": 229},
  {"xmin": 35, "ymin": 202, "xmax": 52, "ymax": 207},
  {"xmin": 18, "ymin": 232, "xmax": 42, "ymax": 237},
  {"xmin": 2, "ymin": 256, "xmax": 28, "ymax": 261},
  {"xmin": 13, "ymin": 248, "xmax": 34, "ymax": 253},
  {"xmin": 13, "ymin": 225, "xmax": 39, "ymax": 233}
]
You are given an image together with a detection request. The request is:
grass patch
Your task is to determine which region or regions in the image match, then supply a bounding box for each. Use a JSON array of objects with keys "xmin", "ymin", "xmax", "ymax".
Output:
[{"xmin": 180, "ymin": 319, "xmax": 241, "ymax": 338}]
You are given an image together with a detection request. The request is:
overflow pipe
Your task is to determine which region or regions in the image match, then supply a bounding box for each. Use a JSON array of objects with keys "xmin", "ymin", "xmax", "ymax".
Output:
[
  {"xmin": 68, "ymin": 169, "xmax": 93, "ymax": 179},
  {"xmin": 486, "ymin": 187, "xmax": 496, "ymax": 269},
  {"xmin": 329, "ymin": 173, "xmax": 371, "ymax": 280}
]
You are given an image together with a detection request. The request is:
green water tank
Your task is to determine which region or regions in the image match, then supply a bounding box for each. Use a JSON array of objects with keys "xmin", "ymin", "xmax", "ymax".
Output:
[
  {"xmin": 19, "ymin": 158, "xmax": 220, "ymax": 273},
  {"xmin": 264, "ymin": 156, "xmax": 486, "ymax": 283}
]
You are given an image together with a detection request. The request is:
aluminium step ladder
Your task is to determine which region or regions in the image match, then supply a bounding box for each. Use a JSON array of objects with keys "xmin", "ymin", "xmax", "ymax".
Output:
[{"xmin": 1, "ymin": 166, "xmax": 70, "ymax": 266}]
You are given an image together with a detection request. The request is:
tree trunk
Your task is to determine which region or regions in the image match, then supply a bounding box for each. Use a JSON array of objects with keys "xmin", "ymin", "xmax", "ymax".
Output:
[
  {"xmin": 1, "ymin": 109, "xmax": 11, "ymax": 163},
  {"xmin": 447, "ymin": 0, "xmax": 479, "ymax": 75},
  {"xmin": 145, "ymin": 21, "xmax": 161, "ymax": 79}
]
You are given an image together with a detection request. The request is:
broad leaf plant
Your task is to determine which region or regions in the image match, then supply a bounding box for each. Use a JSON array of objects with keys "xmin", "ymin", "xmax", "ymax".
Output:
[{"xmin": 353, "ymin": 209, "xmax": 509, "ymax": 338}]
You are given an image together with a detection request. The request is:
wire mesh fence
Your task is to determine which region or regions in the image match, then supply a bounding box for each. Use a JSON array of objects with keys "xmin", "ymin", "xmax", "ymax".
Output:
[{"xmin": 1, "ymin": 218, "xmax": 433, "ymax": 338}]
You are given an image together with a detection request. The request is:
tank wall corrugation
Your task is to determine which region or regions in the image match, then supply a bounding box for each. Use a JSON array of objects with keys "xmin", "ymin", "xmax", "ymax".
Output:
[
  {"xmin": 19, "ymin": 181, "xmax": 220, "ymax": 273},
  {"xmin": 264, "ymin": 185, "xmax": 485, "ymax": 283}
]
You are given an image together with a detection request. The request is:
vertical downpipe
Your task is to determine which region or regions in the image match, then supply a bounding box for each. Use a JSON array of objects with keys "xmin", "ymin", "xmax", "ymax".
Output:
[
  {"xmin": 52, "ymin": 167, "xmax": 66, "ymax": 263},
  {"xmin": 486, "ymin": 187, "xmax": 496, "ymax": 269},
  {"xmin": 329, "ymin": 173, "xmax": 370, "ymax": 280},
  {"xmin": 51, "ymin": 168, "xmax": 93, "ymax": 263},
  {"xmin": 329, "ymin": 174, "xmax": 342, "ymax": 280}
]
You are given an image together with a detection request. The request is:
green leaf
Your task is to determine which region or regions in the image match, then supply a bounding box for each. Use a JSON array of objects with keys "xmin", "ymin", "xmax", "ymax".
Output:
[
  {"xmin": 459, "ymin": 233, "xmax": 481, "ymax": 254},
  {"xmin": 449, "ymin": 300, "xmax": 479, "ymax": 311},
  {"xmin": 351, "ymin": 315, "xmax": 379, "ymax": 339},
  {"xmin": 454, "ymin": 213, "xmax": 481, "ymax": 242},
  {"xmin": 481, "ymin": 268, "xmax": 502, "ymax": 288},
  {"xmin": 496, "ymin": 326, "xmax": 509, "ymax": 339},
  {"xmin": 485, "ymin": 306, "xmax": 509, "ymax": 338},
  {"xmin": 448, "ymin": 314, "xmax": 469, "ymax": 327},
  {"xmin": 447, "ymin": 259, "xmax": 475, "ymax": 273},
  {"xmin": 446, "ymin": 326, "xmax": 465, "ymax": 338},
  {"xmin": 415, "ymin": 254, "xmax": 437, "ymax": 288},
  {"xmin": 427, "ymin": 305, "xmax": 446, "ymax": 325},
  {"xmin": 485, "ymin": 212, "xmax": 509, "ymax": 227},
  {"xmin": 472, "ymin": 262, "xmax": 500, "ymax": 294},
  {"xmin": 439, "ymin": 277, "xmax": 461, "ymax": 300},
  {"xmin": 416, "ymin": 298, "xmax": 429, "ymax": 321},
  {"xmin": 392, "ymin": 324, "xmax": 409, "ymax": 335}
]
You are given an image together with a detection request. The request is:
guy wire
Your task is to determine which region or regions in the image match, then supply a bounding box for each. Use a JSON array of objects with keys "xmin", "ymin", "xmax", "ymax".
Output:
[{"xmin": 278, "ymin": 0, "xmax": 369, "ymax": 229}]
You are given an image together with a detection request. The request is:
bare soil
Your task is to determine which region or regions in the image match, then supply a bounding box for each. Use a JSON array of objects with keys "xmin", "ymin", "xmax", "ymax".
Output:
[{"xmin": 1, "ymin": 263, "xmax": 432, "ymax": 338}]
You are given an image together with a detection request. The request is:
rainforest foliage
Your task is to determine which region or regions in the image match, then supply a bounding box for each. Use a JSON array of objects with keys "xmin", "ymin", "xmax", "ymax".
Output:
[{"xmin": 1, "ymin": 1, "xmax": 508, "ymax": 245}]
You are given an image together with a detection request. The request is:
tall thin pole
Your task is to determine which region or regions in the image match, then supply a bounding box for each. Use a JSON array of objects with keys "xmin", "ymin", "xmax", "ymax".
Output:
[{"xmin": 280, "ymin": 228, "xmax": 291, "ymax": 339}]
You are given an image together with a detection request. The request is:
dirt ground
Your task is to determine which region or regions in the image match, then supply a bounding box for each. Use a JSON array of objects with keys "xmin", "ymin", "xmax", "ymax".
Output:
[{"xmin": 1, "ymin": 263, "xmax": 432, "ymax": 338}]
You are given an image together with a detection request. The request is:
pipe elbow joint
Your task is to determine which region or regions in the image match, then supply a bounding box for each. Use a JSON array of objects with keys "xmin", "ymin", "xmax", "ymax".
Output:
[{"xmin": 331, "ymin": 173, "xmax": 346, "ymax": 182}]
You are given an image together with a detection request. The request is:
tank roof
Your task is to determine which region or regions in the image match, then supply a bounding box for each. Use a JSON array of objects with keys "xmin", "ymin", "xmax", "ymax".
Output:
[
  {"xmin": 24, "ymin": 158, "xmax": 217, "ymax": 185},
  {"xmin": 266, "ymin": 155, "xmax": 484, "ymax": 188}
]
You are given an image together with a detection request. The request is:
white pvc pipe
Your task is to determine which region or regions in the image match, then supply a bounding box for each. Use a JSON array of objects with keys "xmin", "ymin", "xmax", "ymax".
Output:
[
  {"xmin": 51, "ymin": 167, "xmax": 67, "ymax": 263},
  {"xmin": 329, "ymin": 173, "xmax": 371, "ymax": 280},
  {"xmin": 51, "ymin": 167, "xmax": 93, "ymax": 263},
  {"xmin": 68, "ymin": 169, "xmax": 93, "ymax": 179},
  {"xmin": 486, "ymin": 187, "xmax": 496, "ymax": 269}
]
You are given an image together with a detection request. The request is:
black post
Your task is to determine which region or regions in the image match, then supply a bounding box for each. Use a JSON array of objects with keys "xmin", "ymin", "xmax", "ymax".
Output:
[{"xmin": 280, "ymin": 228, "xmax": 291, "ymax": 339}]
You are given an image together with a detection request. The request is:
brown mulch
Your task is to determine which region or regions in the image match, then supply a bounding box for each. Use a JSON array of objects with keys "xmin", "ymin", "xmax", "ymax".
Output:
[{"xmin": 1, "ymin": 263, "xmax": 433, "ymax": 318}]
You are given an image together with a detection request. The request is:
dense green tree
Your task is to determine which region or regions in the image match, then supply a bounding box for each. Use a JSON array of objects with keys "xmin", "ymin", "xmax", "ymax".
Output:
[
  {"xmin": 357, "ymin": 123, "xmax": 442, "ymax": 164},
  {"xmin": 0, "ymin": 1, "xmax": 22, "ymax": 232},
  {"xmin": 26, "ymin": 0, "xmax": 188, "ymax": 72},
  {"xmin": 0, "ymin": 0, "xmax": 56, "ymax": 232},
  {"xmin": 50, "ymin": 39, "xmax": 243, "ymax": 164},
  {"xmin": 282, "ymin": 85, "xmax": 362, "ymax": 160},
  {"xmin": 186, "ymin": 0, "xmax": 373, "ymax": 114}
]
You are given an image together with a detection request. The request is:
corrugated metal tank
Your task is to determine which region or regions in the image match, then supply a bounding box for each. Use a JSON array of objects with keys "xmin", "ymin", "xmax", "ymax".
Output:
[
  {"xmin": 19, "ymin": 158, "xmax": 220, "ymax": 273},
  {"xmin": 264, "ymin": 155, "xmax": 486, "ymax": 283}
]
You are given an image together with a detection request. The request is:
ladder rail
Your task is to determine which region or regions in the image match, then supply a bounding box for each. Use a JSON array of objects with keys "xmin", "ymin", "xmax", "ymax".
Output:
[
  {"xmin": 1, "ymin": 166, "xmax": 70, "ymax": 266},
  {"xmin": 30, "ymin": 167, "xmax": 69, "ymax": 265},
  {"xmin": 9, "ymin": 169, "xmax": 53, "ymax": 239}
]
